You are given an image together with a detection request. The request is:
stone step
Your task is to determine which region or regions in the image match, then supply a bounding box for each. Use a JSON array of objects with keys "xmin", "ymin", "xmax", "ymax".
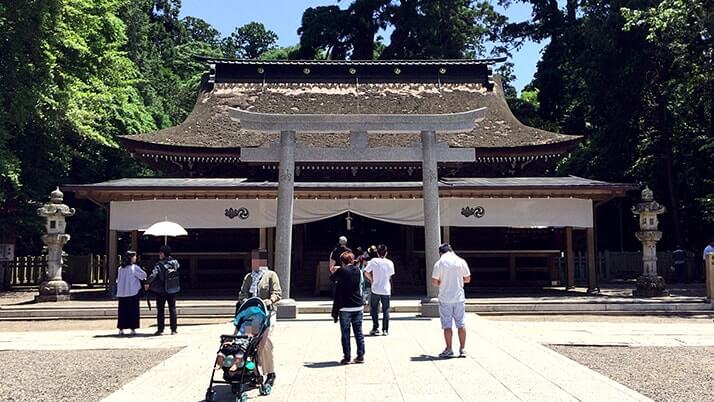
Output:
[{"xmin": 1, "ymin": 300, "xmax": 710, "ymax": 319}]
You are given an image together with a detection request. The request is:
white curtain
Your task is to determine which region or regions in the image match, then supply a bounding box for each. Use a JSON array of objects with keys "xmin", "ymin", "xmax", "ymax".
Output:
[{"xmin": 109, "ymin": 197, "xmax": 592, "ymax": 231}]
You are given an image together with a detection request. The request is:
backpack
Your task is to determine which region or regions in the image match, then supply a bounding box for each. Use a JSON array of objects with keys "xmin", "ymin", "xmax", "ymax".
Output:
[{"xmin": 163, "ymin": 259, "xmax": 180, "ymax": 293}]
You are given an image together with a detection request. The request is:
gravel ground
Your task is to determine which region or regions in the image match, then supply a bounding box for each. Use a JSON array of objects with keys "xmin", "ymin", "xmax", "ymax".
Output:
[
  {"xmin": 0, "ymin": 348, "xmax": 181, "ymax": 402},
  {"xmin": 549, "ymin": 345, "xmax": 714, "ymax": 402},
  {"xmin": 0, "ymin": 318, "xmax": 230, "ymax": 332},
  {"xmin": 486, "ymin": 314, "xmax": 714, "ymax": 324}
]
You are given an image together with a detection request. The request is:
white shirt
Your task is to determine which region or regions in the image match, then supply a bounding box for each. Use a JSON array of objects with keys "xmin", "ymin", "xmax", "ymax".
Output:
[
  {"xmin": 432, "ymin": 252, "xmax": 471, "ymax": 304},
  {"xmin": 704, "ymin": 245, "xmax": 714, "ymax": 260},
  {"xmin": 365, "ymin": 257, "xmax": 395, "ymax": 295},
  {"xmin": 116, "ymin": 264, "xmax": 147, "ymax": 298}
]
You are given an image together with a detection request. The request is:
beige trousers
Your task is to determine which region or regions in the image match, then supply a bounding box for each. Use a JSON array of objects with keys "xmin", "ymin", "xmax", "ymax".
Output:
[{"xmin": 257, "ymin": 316, "xmax": 275, "ymax": 374}]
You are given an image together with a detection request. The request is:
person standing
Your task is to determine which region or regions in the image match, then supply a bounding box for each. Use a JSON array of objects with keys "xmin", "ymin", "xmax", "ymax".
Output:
[
  {"xmin": 703, "ymin": 238, "xmax": 714, "ymax": 281},
  {"xmin": 145, "ymin": 245, "xmax": 180, "ymax": 335},
  {"xmin": 116, "ymin": 251, "xmax": 146, "ymax": 336},
  {"xmin": 330, "ymin": 252, "xmax": 365, "ymax": 365},
  {"xmin": 329, "ymin": 236, "xmax": 351, "ymax": 270},
  {"xmin": 431, "ymin": 243, "xmax": 471, "ymax": 358},
  {"xmin": 238, "ymin": 249, "xmax": 282, "ymax": 389},
  {"xmin": 365, "ymin": 244, "xmax": 394, "ymax": 336},
  {"xmin": 672, "ymin": 245, "xmax": 687, "ymax": 283}
]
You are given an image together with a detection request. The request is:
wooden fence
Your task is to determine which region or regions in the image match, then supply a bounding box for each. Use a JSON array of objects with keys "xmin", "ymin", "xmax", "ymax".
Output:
[
  {"xmin": 0, "ymin": 250, "xmax": 697, "ymax": 290},
  {"xmin": 2, "ymin": 254, "xmax": 109, "ymax": 288},
  {"xmin": 554, "ymin": 250, "xmax": 698, "ymax": 283}
]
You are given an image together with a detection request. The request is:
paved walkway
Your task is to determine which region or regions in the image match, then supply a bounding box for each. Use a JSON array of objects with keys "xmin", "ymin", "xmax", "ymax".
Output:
[{"xmin": 0, "ymin": 314, "xmax": 652, "ymax": 402}]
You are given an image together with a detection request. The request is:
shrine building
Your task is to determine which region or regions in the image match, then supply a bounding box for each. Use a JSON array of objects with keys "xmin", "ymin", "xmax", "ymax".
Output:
[{"xmin": 63, "ymin": 58, "xmax": 635, "ymax": 302}]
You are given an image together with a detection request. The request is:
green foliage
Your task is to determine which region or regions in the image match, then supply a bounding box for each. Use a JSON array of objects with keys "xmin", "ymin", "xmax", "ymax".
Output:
[
  {"xmin": 296, "ymin": 0, "xmax": 510, "ymax": 60},
  {"xmin": 520, "ymin": 87, "xmax": 540, "ymax": 108},
  {"xmin": 222, "ymin": 22, "xmax": 278, "ymax": 59},
  {"xmin": 504, "ymin": 0, "xmax": 713, "ymax": 247},
  {"xmin": 0, "ymin": 0, "xmax": 227, "ymax": 253},
  {"xmin": 0, "ymin": 0, "xmax": 161, "ymax": 253},
  {"xmin": 260, "ymin": 45, "xmax": 300, "ymax": 60},
  {"xmin": 182, "ymin": 16, "xmax": 221, "ymax": 46}
]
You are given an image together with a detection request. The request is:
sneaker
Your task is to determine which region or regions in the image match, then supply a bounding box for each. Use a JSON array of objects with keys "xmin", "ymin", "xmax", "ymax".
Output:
[
  {"xmin": 382, "ymin": 330, "xmax": 389, "ymax": 336},
  {"xmin": 438, "ymin": 348, "xmax": 454, "ymax": 358},
  {"xmin": 353, "ymin": 356, "xmax": 364, "ymax": 364},
  {"xmin": 265, "ymin": 373, "xmax": 276, "ymax": 387},
  {"xmin": 459, "ymin": 349, "xmax": 467, "ymax": 358},
  {"xmin": 369, "ymin": 329, "xmax": 381, "ymax": 336},
  {"xmin": 153, "ymin": 330, "xmax": 163, "ymax": 336},
  {"xmin": 171, "ymin": 330, "xmax": 178, "ymax": 335},
  {"xmin": 129, "ymin": 329, "xmax": 136, "ymax": 337},
  {"xmin": 118, "ymin": 329, "xmax": 124, "ymax": 336},
  {"xmin": 339, "ymin": 357, "xmax": 351, "ymax": 365}
]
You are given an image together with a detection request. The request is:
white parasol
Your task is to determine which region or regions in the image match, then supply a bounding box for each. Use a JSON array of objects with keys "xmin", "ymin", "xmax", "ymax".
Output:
[{"xmin": 143, "ymin": 220, "xmax": 188, "ymax": 245}]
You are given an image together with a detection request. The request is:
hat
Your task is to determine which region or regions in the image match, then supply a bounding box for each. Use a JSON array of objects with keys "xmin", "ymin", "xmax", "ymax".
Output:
[
  {"xmin": 338, "ymin": 236, "xmax": 348, "ymax": 245},
  {"xmin": 438, "ymin": 243, "xmax": 452, "ymax": 254}
]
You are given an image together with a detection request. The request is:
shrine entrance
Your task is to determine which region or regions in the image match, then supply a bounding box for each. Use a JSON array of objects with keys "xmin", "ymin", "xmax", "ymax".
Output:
[{"xmin": 292, "ymin": 213, "xmax": 427, "ymax": 298}]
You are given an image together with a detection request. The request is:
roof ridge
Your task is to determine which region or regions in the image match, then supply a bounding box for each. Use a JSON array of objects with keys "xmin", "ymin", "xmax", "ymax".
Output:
[{"xmin": 195, "ymin": 56, "xmax": 507, "ymax": 65}]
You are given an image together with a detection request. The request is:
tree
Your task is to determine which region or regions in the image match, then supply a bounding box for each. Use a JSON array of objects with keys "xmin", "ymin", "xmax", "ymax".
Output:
[
  {"xmin": 297, "ymin": 6, "xmax": 352, "ymax": 59},
  {"xmin": 222, "ymin": 22, "xmax": 278, "ymax": 59},
  {"xmin": 260, "ymin": 45, "xmax": 300, "ymax": 60},
  {"xmin": 0, "ymin": 0, "xmax": 157, "ymax": 253},
  {"xmin": 296, "ymin": 0, "xmax": 509, "ymax": 60},
  {"xmin": 182, "ymin": 16, "xmax": 221, "ymax": 46},
  {"xmin": 502, "ymin": 0, "xmax": 713, "ymax": 248}
]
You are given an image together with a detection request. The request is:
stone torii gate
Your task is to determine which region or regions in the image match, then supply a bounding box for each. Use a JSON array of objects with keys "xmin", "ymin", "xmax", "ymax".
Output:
[{"xmin": 229, "ymin": 108, "xmax": 485, "ymax": 317}]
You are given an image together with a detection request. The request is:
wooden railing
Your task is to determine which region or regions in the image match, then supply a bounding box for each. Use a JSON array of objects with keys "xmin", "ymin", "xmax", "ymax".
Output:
[
  {"xmin": 3, "ymin": 254, "xmax": 110, "ymax": 288},
  {"xmin": 8, "ymin": 256, "xmax": 47, "ymax": 286}
]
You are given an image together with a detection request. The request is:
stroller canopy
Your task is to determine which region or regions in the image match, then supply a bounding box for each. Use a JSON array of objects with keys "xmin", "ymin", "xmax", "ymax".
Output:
[{"xmin": 233, "ymin": 297, "xmax": 269, "ymax": 335}]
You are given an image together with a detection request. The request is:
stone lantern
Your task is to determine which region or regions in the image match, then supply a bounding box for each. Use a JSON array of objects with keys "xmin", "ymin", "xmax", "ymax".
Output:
[
  {"xmin": 632, "ymin": 186, "xmax": 668, "ymax": 297},
  {"xmin": 35, "ymin": 187, "xmax": 75, "ymax": 302}
]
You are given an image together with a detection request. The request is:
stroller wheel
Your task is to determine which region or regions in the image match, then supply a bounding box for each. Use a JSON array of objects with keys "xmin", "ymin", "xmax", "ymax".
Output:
[
  {"xmin": 259, "ymin": 384, "xmax": 272, "ymax": 396},
  {"xmin": 205, "ymin": 390, "xmax": 215, "ymax": 402},
  {"xmin": 236, "ymin": 392, "xmax": 249, "ymax": 402}
]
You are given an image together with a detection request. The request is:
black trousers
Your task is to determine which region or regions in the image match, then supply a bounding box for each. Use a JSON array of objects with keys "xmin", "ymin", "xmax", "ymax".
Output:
[
  {"xmin": 117, "ymin": 294, "xmax": 140, "ymax": 330},
  {"xmin": 156, "ymin": 293, "xmax": 177, "ymax": 332}
]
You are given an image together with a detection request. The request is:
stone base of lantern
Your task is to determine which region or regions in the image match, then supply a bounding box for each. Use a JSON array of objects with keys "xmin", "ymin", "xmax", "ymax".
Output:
[
  {"xmin": 35, "ymin": 280, "xmax": 71, "ymax": 302},
  {"xmin": 633, "ymin": 275, "xmax": 669, "ymax": 297}
]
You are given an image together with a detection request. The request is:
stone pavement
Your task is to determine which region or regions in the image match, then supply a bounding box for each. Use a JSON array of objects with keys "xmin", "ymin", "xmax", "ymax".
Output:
[{"xmin": 0, "ymin": 314, "xmax": 652, "ymax": 402}]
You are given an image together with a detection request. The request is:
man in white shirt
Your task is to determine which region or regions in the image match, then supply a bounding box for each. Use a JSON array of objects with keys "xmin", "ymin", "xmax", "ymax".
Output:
[
  {"xmin": 431, "ymin": 243, "xmax": 471, "ymax": 358},
  {"xmin": 364, "ymin": 244, "xmax": 395, "ymax": 336}
]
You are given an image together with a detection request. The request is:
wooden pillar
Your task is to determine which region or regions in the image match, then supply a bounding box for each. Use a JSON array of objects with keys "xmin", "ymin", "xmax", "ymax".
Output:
[
  {"xmin": 565, "ymin": 227, "xmax": 575, "ymax": 289},
  {"xmin": 294, "ymin": 224, "xmax": 304, "ymax": 289},
  {"xmin": 107, "ymin": 230, "xmax": 118, "ymax": 291},
  {"xmin": 509, "ymin": 254, "xmax": 517, "ymax": 282},
  {"xmin": 267, "ymin": 227, "xmax": 275, "ymax": 273},
  {"xmin": 130, "ymin": 230, "xmax": 139, "ymax": 253},
  {"xmin": 587, "ymin": 227, "xmax": 598, "ymax": 292},
  {"xmin": 259, "ymin": 227, "xmax": 267, "ymax": 249},
  {"xmin": 189, "ymin": 256, "xmax": 198, "ymax": 286},
  {"xmin": 442, "ymin": 226, "xmax": 450, "ymax": 245}
]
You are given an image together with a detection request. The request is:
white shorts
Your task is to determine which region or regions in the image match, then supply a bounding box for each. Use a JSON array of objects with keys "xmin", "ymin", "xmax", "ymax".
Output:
[{"xmin": 438, "ymin": 302, "xmax": 466, "ymax": 329}]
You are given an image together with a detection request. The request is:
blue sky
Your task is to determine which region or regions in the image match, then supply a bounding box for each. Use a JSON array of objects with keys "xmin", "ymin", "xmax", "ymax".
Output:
[{"xmin": 180, "ymin": 0, "xmax": 546, "ymax": 93}]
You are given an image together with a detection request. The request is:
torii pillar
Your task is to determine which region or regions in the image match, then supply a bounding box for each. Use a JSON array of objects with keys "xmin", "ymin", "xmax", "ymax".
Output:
[{"xmin": 230, "ymin": 108, "xmax": 486, "ymax": 319}]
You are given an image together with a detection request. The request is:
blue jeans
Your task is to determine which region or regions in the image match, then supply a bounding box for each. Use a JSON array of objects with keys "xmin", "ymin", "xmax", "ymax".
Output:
[
  {"xmin": 339, "ymin": 310, "xmax": 365, "ymax": 359},
  {"xmin": 369, "ymin": 293, "xmax": 390, "ymax": 332}
]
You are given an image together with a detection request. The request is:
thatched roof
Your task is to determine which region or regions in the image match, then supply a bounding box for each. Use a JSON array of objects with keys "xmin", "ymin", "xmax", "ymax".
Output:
[{"xmin": 121, "ymin": 59, "xmax": 580, "ymax": 159}]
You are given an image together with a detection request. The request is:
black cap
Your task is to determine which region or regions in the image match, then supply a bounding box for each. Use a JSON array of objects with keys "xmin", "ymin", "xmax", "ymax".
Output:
[{"xmin": 438, "ymin": 243, "xmax": 452, "ymax": 254}]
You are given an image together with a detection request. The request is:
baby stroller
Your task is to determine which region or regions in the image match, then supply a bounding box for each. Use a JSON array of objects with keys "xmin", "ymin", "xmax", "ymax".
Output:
[{"xmin": 205, "ymin": 297, "xmax": 272, "ymax": 402}]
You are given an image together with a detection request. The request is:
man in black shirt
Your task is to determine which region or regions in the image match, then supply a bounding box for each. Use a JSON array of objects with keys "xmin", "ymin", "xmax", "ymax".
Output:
[
  {"xmin": 329, "ymin": 251, "xmax": 365, "ymax": 365},
  {"xmin": 329, "ymin": 236, "xmax": 351, "ymax": 270}
]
